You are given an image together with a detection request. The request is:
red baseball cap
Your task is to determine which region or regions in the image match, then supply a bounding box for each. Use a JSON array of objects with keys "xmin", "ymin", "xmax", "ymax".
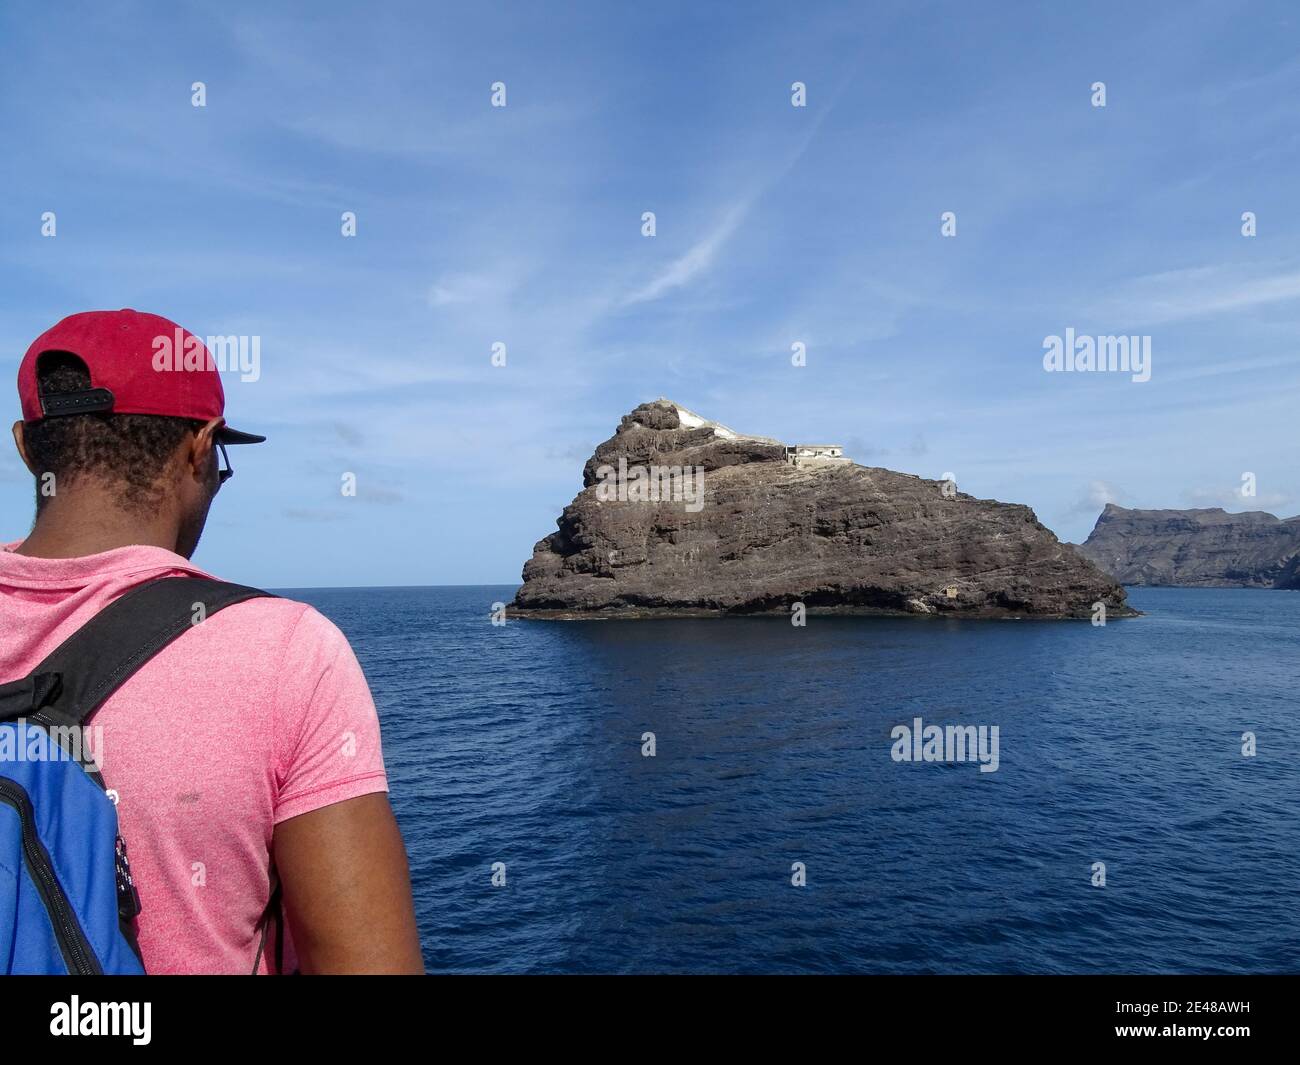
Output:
[{"xmin": 17, "ymin": 309, "xmax": 265, "ymax": 444}]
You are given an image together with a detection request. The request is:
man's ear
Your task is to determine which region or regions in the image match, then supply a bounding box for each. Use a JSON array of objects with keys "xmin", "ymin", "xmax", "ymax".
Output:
[
  {"xmin": 189, "ymin": 418, "xmax": 223, "ymax": 481},
  {"xmin": 11, "ymin": 420, "xmax": 37, "ymax": 475}
]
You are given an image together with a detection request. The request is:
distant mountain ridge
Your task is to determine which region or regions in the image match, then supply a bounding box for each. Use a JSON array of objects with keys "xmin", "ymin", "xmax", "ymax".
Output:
[{"xmin": 1076, "ymin": 504, "xmax": 1300, "ymax": 588}]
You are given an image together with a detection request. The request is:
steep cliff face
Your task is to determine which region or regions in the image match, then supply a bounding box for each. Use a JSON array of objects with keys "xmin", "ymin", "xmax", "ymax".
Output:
[
  {"xmin": 512, "ymin": 399, "xmax": 1133, "ymax": 618},
  {"xmin": 1276, "ymin": 552, "xmax": 1300, "ymax": 590},
  {"xmin": 1077, "ymin": 504, "xmax": 1300, "ymax": 588}
]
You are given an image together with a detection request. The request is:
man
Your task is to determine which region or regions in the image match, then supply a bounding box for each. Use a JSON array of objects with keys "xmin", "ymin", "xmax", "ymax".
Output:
[{"xmin": 0, "ymin": 309, "xmax": 424, "ymax": 974}]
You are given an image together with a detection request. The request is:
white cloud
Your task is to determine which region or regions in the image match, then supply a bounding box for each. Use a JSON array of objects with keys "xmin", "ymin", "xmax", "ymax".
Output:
[
  {"xmin": 428, "ymin": 271, "xmax": 512, "ymax": 307},
  {"xmin": 1096, "ymin": 263, "xmax": 1300, "ymax": 326},
  {"xmin": 1182, "ymin": 486, "xmax": 1293, "ymax": 512},
  {"xmin": 618, "ymin": 86, "xmax": 842, "ymax": 309},
  {"xmin": 621, "ymin": 201, "xmax": 752, "ymax": 306},
  {"xmin": 1070, "ymin": 480, "xmax": 1126, "ymax": 515}
]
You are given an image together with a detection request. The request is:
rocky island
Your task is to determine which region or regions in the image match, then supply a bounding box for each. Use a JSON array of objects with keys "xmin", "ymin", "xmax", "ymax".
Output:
[
  {"xmin": 511, "ymin": 399, "xmax": 1133, "ymax": 619},
  {"xmin": 1076, "ymin": 504, "xmax": 1300, "ymax": 588}
]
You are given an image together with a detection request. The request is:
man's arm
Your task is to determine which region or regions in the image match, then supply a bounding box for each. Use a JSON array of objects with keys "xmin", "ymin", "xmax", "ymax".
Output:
[{"xmin": 273, "ymin": 793, "xmax": 425, "ymax": 974}]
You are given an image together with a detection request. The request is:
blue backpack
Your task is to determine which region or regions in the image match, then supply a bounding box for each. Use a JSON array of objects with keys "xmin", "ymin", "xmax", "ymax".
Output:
[{"xmin": 0, "ymin": 576, "xmax": 269, "ymax": 974}]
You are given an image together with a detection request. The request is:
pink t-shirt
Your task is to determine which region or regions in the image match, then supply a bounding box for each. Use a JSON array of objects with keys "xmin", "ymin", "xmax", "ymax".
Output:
[{"xmin": 0, "ymin": 542, "xmax": 389, "ymax": 974}]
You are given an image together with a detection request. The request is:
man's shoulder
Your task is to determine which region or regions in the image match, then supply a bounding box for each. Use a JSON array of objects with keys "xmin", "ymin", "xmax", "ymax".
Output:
[
  {"xmin": 209, "ymin": 590, "xmax": 331, "ymax": 633},
  {"xmin": 204, "ymin": 592, "xmax": 356, "ymax": 663}
]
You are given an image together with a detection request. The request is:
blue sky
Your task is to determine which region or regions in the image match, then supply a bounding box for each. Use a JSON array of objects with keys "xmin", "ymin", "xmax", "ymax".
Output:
[{"xmin": 2, "ymin": 0, "xmax": 1298, "ymax": 586}]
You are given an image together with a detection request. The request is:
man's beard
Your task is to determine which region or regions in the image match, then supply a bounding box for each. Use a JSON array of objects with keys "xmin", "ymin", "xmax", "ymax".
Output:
[{"xmin": 175, "ymin": 482, "xmax": 217, "ymax": 559}]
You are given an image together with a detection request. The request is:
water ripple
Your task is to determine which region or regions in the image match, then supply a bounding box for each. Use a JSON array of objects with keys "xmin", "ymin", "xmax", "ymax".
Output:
[{"xmin": 285, "ymin": 584, "xmax": 1300, "ymax": 974}]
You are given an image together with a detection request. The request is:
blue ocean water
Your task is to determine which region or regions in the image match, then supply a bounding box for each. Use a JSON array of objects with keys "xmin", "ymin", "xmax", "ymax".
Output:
[{"xmin": 285, "ymin": 585, "xmax": 1300, "ymax": 974}]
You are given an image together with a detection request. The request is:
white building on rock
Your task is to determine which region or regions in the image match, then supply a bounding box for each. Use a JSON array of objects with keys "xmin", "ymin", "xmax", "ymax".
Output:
[{"xmin": 785, "ymin": 444, "xmax": 849, "ymax": 467}]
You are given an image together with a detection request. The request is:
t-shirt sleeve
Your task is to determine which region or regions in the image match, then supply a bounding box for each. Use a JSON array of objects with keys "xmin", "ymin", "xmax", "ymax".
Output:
[{"xmin": 272, "ymin": 606, "xmax": 389, "ymax": 824}]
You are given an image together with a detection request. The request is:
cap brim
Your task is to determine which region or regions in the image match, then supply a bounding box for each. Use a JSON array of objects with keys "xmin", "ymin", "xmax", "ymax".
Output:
[{"xmin": 216, "ymin": 425, "xmax": 266, "ymax": 445}]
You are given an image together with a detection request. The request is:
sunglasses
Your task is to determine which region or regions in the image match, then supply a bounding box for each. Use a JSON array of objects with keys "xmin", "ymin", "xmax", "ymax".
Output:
[{"xmin": 216, "ymin": 440, "xmax": 234, "ymax": 485}]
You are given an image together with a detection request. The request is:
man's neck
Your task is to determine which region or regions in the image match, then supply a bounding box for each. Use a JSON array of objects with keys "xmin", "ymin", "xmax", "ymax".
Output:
[{"xmin": 16, "ymin": 492, "xmax": 182, "ymax": 559}]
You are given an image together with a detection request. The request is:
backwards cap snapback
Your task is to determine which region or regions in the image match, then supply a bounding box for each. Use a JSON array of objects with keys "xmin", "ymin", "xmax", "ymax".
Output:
[{"xmin": 17, "ymin": 309, "xmax": 265, "ymax": 445}]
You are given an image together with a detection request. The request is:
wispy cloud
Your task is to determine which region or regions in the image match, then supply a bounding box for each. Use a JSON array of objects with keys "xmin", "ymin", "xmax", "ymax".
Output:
[
  {"xmin": 428, "ymin": 267, "xmax": 525, "ymax": 308},
  {"xmin": 619, "ymin": 83, "xmax": 846, "ymax": 309},
  {"xmin": 1095, "ymin": 262, "xmax": 1300, "ymax": 326},
  {"xmin": 283, "ymin": 507, "xmax": 347, "ymax": 523},
  {"xmin": 621, "ymin": 200, "xmax": 752, "ymax": 305},
  {"xmin": 1182, "ymin": 486, "xmax": 1294, "ymax": 513}
]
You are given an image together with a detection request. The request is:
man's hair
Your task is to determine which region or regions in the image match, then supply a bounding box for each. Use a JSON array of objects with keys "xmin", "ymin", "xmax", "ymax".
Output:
[{"xmin": 22, "ymin": 352, "xmax": 204, "ymax": 512}]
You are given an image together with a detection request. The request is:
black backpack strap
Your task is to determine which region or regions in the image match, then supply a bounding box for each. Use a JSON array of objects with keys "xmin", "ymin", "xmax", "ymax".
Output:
[{"xmin": 0, "ymin": 575, "xmax": 272, "ymax": 732}]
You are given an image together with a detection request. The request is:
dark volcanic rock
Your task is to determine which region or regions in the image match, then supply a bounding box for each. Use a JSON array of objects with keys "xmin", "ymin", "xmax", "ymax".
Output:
[
  {"xmin": 512, "ymin": 399, "xmax": 1133, "ymax": 619},
  {"xmin": 1077, "ymin": 503, "xmax": 1300, "ymax": 588},
  {"xmin": 1276, "ymin": 552, "xmax": 1300, "ymax": 590}
]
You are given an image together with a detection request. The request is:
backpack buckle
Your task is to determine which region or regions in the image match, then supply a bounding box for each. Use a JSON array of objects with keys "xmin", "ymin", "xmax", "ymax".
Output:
[{"xmin": 115, "ymin": 835, "xmax": 142, "ymax": 921}]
